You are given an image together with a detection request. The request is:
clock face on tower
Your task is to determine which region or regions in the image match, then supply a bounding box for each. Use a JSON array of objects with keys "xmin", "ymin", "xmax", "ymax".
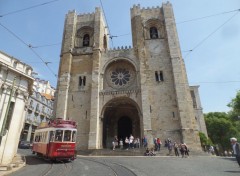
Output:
[{"xmin": 105, "ymin": 60, "xmax": 136, "ymax": 89}]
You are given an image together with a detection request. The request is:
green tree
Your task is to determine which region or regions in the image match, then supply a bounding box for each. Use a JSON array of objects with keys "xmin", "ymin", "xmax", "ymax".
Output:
[
  {"xmin": 228, "ymin": 90, "xmax": 240, "ymax": 114},
  {"xmin": 199, "ymin": 132, "xmax": 212, "ymax": 146},
  {"xmin": 204, "ymin": 112, "xmax": 238, "ymax": 151}
]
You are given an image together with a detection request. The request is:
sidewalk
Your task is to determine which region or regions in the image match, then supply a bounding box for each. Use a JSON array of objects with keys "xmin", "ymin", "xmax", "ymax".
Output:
[{"xmin": 0, "ymin": 154, "xmax": 26, "ymax": 176}]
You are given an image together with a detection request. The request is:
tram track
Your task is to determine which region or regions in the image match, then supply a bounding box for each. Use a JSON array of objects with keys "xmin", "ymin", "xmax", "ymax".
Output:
[
  {"xmin": 79, "ymin": 157, "xmax": 137, "ymax": 176},
  {"xmin": 39, "ymin": 161, "xmax": 53, "ymax": 176}
]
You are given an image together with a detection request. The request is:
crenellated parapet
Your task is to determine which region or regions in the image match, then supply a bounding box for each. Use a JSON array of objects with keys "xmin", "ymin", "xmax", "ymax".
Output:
[
  {"xmin": 131, "ymin": 3, "xmax": 165, "ymax": 17},
  {"xmin": 107, "ymin": 46, "xmax": 132, "ymax": 52}
]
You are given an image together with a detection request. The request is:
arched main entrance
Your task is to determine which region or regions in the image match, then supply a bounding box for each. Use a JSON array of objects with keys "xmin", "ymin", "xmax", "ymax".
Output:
[{"xmin": 102, "ymin": 97, "xmax": 141, "ymax": 148}]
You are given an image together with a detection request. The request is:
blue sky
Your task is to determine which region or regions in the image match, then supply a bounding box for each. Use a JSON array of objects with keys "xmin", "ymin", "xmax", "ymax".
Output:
[{"xmin": 0, "ymin": 0, "xmax": 240, "ymax": 113}]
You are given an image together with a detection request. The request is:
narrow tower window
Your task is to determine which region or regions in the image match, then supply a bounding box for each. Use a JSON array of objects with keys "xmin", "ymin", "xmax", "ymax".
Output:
[
  {"xmin": 155, "ymin": 71, "xmax": 164, "ymax": 82},
  {"xmin": 159, "ymin": 71, "xmax": 164, "ymax": 81},
  {"xmin": 79, "ymin": 77, "xmax": 82, "ymax": 86},
  {"xmin": 79, "ymin": 76, "xmax": 86, "ymax": 87},
  {"xmin": 155, "ymin": 71, "xmax": 159, "ymax": 81},
  {"xmin": 83, "ymin": 76, "xmax": 86, "ymax": 86},
  {"xmin": 150, "ymin": 27, "xmax": 158, "ymax": 39},
  {"xmin": 83, "ymin": 34, "xmax": 90, "ymax": 46}
]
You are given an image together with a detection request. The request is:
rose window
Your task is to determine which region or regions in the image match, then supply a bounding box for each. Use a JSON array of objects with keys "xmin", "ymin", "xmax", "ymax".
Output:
[
  {"xmin": 105, "ymin": 60, "xmax": 136, "ymax": 89},
  {"xmin": 111, "ymin": 68, "xmax": 130, "ymax": 86}
]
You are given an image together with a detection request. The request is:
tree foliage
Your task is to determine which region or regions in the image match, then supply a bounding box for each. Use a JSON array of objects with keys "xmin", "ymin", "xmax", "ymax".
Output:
[
  {"xmin": 199, "ymin": 132, "xmax": 212, "ymax": 146},
  {"xmin": 228, "ymin": 90, "xmax": 240, "ymax": 114},
  {"xmin": 204, "ymin": 90, "xmax": 240, "ymax": 151}
]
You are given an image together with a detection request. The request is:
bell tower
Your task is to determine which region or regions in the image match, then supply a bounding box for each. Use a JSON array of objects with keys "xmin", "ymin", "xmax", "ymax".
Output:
[
  {"xmin": 55, "ymin": 7, "xmax": 109, "ymax": 149},
  {"xmin": 131, "ymin": 2, "xmax": 202, "ymax": 150}
]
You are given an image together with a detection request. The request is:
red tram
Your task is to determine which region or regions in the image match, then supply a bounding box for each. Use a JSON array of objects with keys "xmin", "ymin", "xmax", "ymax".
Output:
[{"xmin": 32, "ymin": 118, "xmax": 77, "ymax": 161}]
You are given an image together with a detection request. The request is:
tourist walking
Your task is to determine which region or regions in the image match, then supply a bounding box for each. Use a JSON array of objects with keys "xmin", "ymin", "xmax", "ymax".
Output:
[
  {"xmin": 119, "ymin": 139, "xmax": 123, "ymax": 149},
  {"xmin": 157, "ymin": 138, "xmax": 161, "ymax": 151},
  {"xmin": 230, "ymin": 137, "xmax": 240, "ymax": 167},
  {"xmin": 174, "ymin": 142, "xmax": 179, "ymax": 156},
  {"xmin": 143, "ymin": 136, "xmax": 148, "ymax": 148},
  {"xmin": 125, "ymin": 137, "xmax": 129, "ymax": 149}
]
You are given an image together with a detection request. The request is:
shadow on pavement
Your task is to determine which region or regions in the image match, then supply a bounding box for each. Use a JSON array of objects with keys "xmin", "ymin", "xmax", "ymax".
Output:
[
  {"xmin": 224, "ymin": 171, "xmax": 240, "ymax": 173},
  {"xmin": 25, "ymin": 155, "xmax": 71, "ymax": 165}
]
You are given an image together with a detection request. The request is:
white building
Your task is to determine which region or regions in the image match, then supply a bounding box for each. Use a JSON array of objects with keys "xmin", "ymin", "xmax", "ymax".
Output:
[
  {"xmin": 0, "ymin": 51, "xmax": 34, "ymax": 165},
  {"xmin": 33, "ymin": 78, "xmax": 55, "ymax": 98},
  {"xmin": 21, "ymin": 90, "xmax": 54, "ymax": 142}
]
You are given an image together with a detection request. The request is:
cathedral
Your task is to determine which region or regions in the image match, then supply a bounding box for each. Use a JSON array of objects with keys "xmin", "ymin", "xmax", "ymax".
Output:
[{"xmin": 55, "ymin": 2, "xmax": 207, "ymax": 151}]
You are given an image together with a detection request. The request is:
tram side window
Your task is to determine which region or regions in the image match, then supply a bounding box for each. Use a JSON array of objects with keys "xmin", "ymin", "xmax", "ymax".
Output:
[
  {"xmin": 49, "ymin": 131, "xmax": 55, "ymax": 142},
  {"xmin": 64, "ymin": 130, "xmax": 71, "ymax": 141},
  {"xmin": 55, "ymin": 130, "xmax": 63, "ymax": 142},
  {"xmin": 72, "ymin": 131, "xmax": 76, "ymax": 142},
  {"xmin": 34, "ymin": 134, "xmax": 40, "ymax": 142}
]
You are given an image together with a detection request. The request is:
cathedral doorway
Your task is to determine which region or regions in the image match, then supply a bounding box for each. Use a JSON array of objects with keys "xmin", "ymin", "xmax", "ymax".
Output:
[
  {"xmin": 102, "ymin": 97, "xmax": 141, "ymax": 148},
  {"xmin": 117, "ymin": 116, "xmax": 132, "ymax": 142}
]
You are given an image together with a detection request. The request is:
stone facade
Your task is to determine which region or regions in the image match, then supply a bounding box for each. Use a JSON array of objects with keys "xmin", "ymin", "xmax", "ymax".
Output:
[
  {"xmin": 0, "ymin": 51, "xmax": 34, "ymax": 165},
  {"xmin": 55, "ymin": 2, "xmax": 206, "ymax": 151}
]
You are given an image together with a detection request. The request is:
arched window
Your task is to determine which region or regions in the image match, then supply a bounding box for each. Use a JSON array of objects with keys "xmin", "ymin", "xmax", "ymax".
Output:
[
  {"xmin": 83, "ymin": 34, "xmax": 90, "ymax": 46},
  {"xmin": 150, "ymin": 27, "xmax": 158, "ymax": 39}
]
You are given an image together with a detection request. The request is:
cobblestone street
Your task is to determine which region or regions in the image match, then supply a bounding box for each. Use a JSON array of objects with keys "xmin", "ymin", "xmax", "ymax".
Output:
[{"xmin": 5, "ymin": 149, "xmax": 240, "ymax": 176}]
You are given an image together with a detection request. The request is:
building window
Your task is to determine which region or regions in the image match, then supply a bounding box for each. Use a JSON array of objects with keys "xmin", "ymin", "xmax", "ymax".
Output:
[
  {"xmin": 155, "ymin": 71, "xmax": 164, "ymax": 82},
  {"xmin": 83, "ymin": 34, "xmax": 90, "ymax": 46},
  {"xmin": 79, "ymin": 76, "xmax": 86, "ymax": 86},
  {"xmin": 36, "ymin": 104, "xmax": 40, "ymax": 111},
  {"xmin": 150, "ymin": 27, "xmax": 158, "ymax": 39}
]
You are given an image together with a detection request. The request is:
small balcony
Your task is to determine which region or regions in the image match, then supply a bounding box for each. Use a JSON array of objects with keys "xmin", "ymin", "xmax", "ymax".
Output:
[{"xmin": 27, "ymin": 105, "xmax": 34, "ymax": 112}]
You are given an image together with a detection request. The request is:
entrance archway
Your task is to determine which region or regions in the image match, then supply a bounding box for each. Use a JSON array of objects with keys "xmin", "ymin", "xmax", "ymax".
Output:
[{"xmin": 102, "ymin": 97, "xmax": 141, "ymax": 148}]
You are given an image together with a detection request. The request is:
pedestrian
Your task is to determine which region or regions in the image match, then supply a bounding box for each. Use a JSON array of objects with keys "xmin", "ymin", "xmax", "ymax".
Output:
[
  {"xmin": 112, "ymin": 140, "xmax": 116, "ymax": 150},
  {"xmin": 179, "ymin": 143, "xmax": 185, "ymax": 158},
  {"xmin": 129, "ymin": 134, "xmax": 134, "ymax": 149},
  {"xmin": 209, "ymin": 146, "xmax": 214, "ymax": 155},
  {"xmin": 230, "ymin": 137, "xmax": 240, "ymax": 167},
  {"xmin": 142, "ymin": 136, "xmax": 148, "ymax": 148},
  {"xmin": 157, "ymin": 138, "xmax": 161, "ymax": 151},
  {"xmin": 114, "ymin": 136, "xmax": 118, "ymax": 149},
  {"xmin": 125, "ymin": 137, "xmax": 129, "ymax": 150},
  {"xmin": 119, "ymin": 139, "xmax": 123, "ymax": 150},
  {"xmin": 183, "ymin": 143, "xmax": 189, "ymax": 157},
  {"xmin": 174, "ymin": 142, "xmax": 179, "ymax": 157},
  {"xmin": 168, "ymin": 141, "xmax": 173, "ymax": 155},
  {"xmin": 136, "ymin": 137, "xmax": 140, "ymax": 148}
]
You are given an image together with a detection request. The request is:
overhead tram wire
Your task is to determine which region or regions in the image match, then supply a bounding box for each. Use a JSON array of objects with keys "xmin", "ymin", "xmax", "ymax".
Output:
[
  {"xmin": 0, "ymin": 0, "xmax": 61, "ymax": 17},
  {"xmin": 29, "ymin": 42, "xmax": 61, "ymax": 49},
  {"xmin": 184, "ymin": 11, "xmax": 239, "ymax": 58},
  {"xmin": 0, "ymin": 22, "xmax": 57, "ymax": 78},
  {"xmin": 177, "ymin": 8, "xmax": 240, "ymax": 24},
  {"xmin": 99, "ymin": 0, "xmax": 114, "ymax": 47}
]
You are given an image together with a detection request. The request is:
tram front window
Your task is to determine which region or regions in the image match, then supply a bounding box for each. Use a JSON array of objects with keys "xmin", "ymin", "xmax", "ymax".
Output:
[
  {"xmin": 55, "ymin": 130, "xmax": 63, "ymax": 141},
  {"xmin": 64, "ymin": 130, "xmax": 71, "ymax": 141}
]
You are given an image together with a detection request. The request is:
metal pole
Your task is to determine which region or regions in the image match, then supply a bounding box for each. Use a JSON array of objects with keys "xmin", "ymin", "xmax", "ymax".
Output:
[{"xmin": 0, "ymin": 77, "xmax": 16, "ymax": 144}]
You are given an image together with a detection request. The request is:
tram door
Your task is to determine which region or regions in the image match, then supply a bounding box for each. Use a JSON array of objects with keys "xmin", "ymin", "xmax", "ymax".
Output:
[{"xmin": 47, "ymin": 131, "xmax": 54, "ymax": 155}]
